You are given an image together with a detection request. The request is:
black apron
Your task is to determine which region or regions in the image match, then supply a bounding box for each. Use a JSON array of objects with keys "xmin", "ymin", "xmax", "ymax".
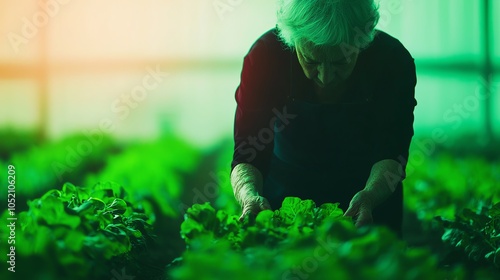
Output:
[{"xmin": 262, "ymin": 75, "xmax": 403, "ymax": 235}]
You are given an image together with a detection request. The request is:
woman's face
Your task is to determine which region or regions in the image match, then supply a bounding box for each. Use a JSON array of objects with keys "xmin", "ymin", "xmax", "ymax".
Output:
[{"xmin": 296, "ymin": 42, "xmax": 359, "ymax": 89}]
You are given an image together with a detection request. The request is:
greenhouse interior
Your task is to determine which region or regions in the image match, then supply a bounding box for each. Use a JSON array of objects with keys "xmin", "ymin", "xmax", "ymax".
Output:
[{"xmin": 0, "ymin": 0, "xmax": 499, "ymax": 279}]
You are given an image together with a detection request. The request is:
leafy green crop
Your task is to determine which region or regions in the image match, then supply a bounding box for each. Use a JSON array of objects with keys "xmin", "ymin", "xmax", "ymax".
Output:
[
  {"xmin": 179, "ymin": 197, "xmax": 346, "ymax": 251},
  {"xmin": 0, "ymin": 134, "xmax": 118, "ymax": 205},
  {"xmin": 404, "ymin": 151, "xmax": 500, "ymax": 221},
  {"xmin": 169, "ymin": 198, "xmax": 463, "ymax": 280},
  {"xmin": 437, "ymin": 201, "xmax": 500, "ymax": 269},
  {"xmin": 0, "ymin": 182, "xmax": 154, "ymax": 280},
  {"xmin": 85, "ymin": 137, "xmax": 200, "ymax": 217},
  {"xmin": 0, "ymin": 127, "xmax": 39, "ymax": 160}
]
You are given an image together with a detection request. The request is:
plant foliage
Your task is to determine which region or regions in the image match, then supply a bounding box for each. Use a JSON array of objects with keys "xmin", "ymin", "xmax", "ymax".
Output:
[
  {"xmin": 169, "ymin": 198, "xmax": 462, "ymax": 280},
  {"xmin": 0, "ymin": 182, "xmax": 154, "ymax": 279},
  {"xmin": 0, "ymin": 135, "xmax": 118, "ymax": 204},
  {"xmin": 85, "ymin": 138, "xmax": 200, "ymax": 217},
  {"xmin": 404, "ymin": 152, "xmax": 500, "ymax": 221},
  {"xmin": 437, "ymin": 201, "xmax": 500, "ymax": 269}
]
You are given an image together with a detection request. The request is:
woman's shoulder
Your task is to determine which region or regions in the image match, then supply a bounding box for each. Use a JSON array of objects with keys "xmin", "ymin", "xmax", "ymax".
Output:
[
  {"xmin": 245, "ymin": 28, "xmax": 291, "ymax": 60},
  {"xmin": 238, "ymin": 29, "xmax": 291, "ymax": 106},
  {"xmin": 362, "ymin": 30, "xmax": 413, "ymax": 63},
  {"xmin": 254, "ymin": 28, "xmax": 282, "ymax": 46},
  {"xmin": 356, "ymin": 30, "xmax": 415, "ymax": 87}
]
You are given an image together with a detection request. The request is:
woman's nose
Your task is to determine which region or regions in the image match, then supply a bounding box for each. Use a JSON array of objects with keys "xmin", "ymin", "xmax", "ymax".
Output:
[{"xmin": 317, "ymin": 63, "xmax": 335, "ymax": 85}]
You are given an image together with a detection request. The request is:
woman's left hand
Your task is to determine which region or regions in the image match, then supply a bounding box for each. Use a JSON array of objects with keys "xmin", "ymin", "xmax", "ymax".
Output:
[{"xmin": 344, "ymin": 190, "xmax": 375, "ymax": 228}]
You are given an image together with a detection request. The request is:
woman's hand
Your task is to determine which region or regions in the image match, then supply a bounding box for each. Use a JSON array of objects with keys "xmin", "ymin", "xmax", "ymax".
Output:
[
  {"xmin": 344, "ymin": 190, "xmax": 375, "ymax": 228},
  {"xmin": 239, "ymin": 195, "xmax": 272, "ymax": 221},
  {"xmin": 344, "ymin": 160, "xmax": 401, "ymax": 227}
]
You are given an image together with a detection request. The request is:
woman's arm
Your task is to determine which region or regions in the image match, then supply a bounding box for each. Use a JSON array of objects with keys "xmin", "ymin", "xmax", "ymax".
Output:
[
  {"xmin": 345, "ymin": 42, "xmax": 417, "ymax": 227},
  {"xmin": 232, "ymin": 29, "xmax": 281, "ymax": 176},
  {"xmin": 231, "ymin": 29, "xmax": 286, "ymax": 216}
]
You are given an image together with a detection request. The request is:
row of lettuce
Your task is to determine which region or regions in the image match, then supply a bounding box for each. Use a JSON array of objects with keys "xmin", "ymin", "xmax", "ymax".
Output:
[
  {"xmin": 2, "ymin": 182, "xmax": 498, "ymax": 279},
  {"xmin": 0, "ymin": 130, "xmax": 498, "ymax": 279},
  {"xmin": 170, "ymin": 198, "xmax": 499, "ymax": 279},
  {"xmin": 1, "ymin": 131, "xmax": 498, "ymax": 222}
]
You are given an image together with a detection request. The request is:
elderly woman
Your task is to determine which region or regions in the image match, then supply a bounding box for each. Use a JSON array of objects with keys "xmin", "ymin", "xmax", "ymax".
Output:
[{"xmin": 230, "ymin": 0, "xmax": 417, "ymax": 234}]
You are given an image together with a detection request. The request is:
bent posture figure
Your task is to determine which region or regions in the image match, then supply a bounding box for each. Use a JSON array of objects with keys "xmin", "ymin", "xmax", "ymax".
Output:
[{"xmin": 231, "ymin": 0, "xmax": 417, "ymax": 235}]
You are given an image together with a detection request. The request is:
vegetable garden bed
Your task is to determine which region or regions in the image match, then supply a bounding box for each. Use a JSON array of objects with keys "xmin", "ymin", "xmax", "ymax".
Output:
[{"xmin": 0, "ymin": 132, "xmax": 498, "ymax": 280}]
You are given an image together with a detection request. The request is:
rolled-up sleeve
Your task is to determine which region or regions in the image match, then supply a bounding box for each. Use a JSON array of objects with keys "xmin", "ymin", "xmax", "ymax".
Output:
[{"xmin": 370, "ymin": 45, "xmax": 417, "ymax": 175}]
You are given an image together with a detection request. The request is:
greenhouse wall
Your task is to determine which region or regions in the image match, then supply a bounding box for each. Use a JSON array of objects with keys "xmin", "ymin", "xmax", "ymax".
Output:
[{"xmin": 0, "ymin": 0, "xmax": 498, "ymax": 146}]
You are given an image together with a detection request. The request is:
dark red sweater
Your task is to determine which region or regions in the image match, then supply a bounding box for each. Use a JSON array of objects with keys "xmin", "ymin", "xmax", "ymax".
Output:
[{"xmin": 232, "ymin": 28, "xmax": 417, "ymax": 178}]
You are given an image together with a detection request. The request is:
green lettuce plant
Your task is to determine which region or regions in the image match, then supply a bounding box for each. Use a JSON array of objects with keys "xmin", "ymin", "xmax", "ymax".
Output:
[
  {"xmin": 404, "ymin": 152, "xmax": 500, "ymax": 221},
  {"xmin": 85, "ymin": 137, "xmax": 200, "ymax": 217},
  {"xmin": 169, "ymin": 197, "xmax": 463, "ymax": 280},
  {"xmin": 0, "ymin": 182, "xmax": 154, "ymax": 280},
  {"xmin": 0, "ymin": 135, "xmax": 118, "ymax": 207}
]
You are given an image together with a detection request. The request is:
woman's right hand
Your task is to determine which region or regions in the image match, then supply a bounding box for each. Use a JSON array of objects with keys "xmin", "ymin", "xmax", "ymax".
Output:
[{"xmin": 239, "ymin": 195, "xmax": 272, "ymax": 221}]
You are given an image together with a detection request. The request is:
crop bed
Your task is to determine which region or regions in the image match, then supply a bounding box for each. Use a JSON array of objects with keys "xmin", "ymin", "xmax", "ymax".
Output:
[{"xmin": 0, "ymin": 131, "xmax": 498, "ymax": 280}]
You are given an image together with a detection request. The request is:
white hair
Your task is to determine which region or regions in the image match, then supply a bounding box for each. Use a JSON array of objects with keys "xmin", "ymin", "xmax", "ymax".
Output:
[{"xmin": 276, "ymin": 0, "xmax": 380, "ymax": 49}]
